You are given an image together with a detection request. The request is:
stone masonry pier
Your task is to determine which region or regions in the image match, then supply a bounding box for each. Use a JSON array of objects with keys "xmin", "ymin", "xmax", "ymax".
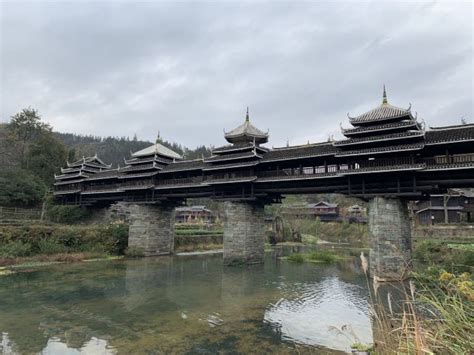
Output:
[
  {"xmin": 369, "ymin": 197, "xmax": 412, "ymax": 281},
  {"xmin": 128, "ymin": 204, "xmax": 175, "ymax": 256},
  {"xmin": 223, "ymin": 201, "xmax": 266, "ymax": 265}
]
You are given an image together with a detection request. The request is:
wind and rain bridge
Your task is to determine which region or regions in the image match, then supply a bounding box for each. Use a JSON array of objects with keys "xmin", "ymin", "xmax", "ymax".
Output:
[{"xmin": 54, "ymin": 89, "xmax": 474, "ymax": 281}]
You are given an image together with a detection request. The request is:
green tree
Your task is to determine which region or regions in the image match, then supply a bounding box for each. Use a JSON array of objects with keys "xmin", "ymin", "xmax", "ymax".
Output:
[
  {"xmin": 0, "ymin": 169, "xmax": 47, "ymax": 207},
  {"xmin": 8, "ymin": 108, "xmax": 51, "ymax": 167},
  {"xmin": 27, "ymin": 132, "xmax": 68, "ymax": 186}
]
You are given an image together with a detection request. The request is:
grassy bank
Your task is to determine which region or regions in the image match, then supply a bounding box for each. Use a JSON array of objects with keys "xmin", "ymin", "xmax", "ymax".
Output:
[
  {"xmin": 282, "ymin": 250, "xmax": 342, "ymax": 264},
  {"xmin": 281, "ymin": 218, "xmax": 369, "ymax": 244},
  {"xmin": 0, "ymin": 224, "xmax": 128, "ymax": 267},
  {"xmin": 175, "ymin": 234, "xmax": 223, "ymax": 253},
  {"xmin": 0, "ymin": 224, "xmax": 224, "ymax": 267},
  {"xmin": 413, "ymin": 239, "xmax": 474, "ymax": 273}
]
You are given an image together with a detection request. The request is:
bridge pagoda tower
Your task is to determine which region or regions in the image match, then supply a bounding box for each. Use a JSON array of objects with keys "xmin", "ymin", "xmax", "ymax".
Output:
[
  {"xmin": 341, "ymin": 87, "xmax": 418, "ymax": 280},
  {"xmin": 213, "ymin": 108, "xmax": 269, "ymax": 265}
]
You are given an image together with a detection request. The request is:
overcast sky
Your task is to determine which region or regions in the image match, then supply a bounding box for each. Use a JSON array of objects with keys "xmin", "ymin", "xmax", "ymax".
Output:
[{"xmin": 1, "ymin": 0, "xmax": 472, "ymax": 149}]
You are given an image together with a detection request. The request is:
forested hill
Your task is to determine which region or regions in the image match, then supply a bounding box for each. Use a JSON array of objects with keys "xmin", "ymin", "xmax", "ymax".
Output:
[
  {"xmin": 54, "ymin": 132, "xmax": 213, "ymax": 166},
  {"xmin": 1, "ymin": 123, "xmax": 212, "ymax": 168},
  {"xmin": 0, "ymin": 109, "xmax": 213, "ymax": 207}
]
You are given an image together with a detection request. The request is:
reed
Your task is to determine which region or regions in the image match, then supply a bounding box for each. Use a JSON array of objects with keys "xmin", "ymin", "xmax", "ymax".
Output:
[{"xmin": 359, "ymin": 252, "xmax": 474, "ymax": 354}]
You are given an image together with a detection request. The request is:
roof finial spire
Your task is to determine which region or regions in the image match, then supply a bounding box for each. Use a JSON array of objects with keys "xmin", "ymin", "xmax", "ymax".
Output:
[
  {"xmin": 382, "ymin": 84, "xmax": 388, "ymax": 104},
  {"xmin": 246, "ymin": 106, "xmax": 249, "ymax": 122}
]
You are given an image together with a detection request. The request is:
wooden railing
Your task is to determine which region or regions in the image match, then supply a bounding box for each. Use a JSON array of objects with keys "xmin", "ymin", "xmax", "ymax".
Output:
[
  {"xmin": 425, "ymin": 153, "xmax": 474, "ymax": 168},
  {"xmin": 257, "ymin": 157, "xmax": 420, "ymax": 179},
  {"xmin": 159, "ymin": 177, "xmax": 202, "ymax": 185}
]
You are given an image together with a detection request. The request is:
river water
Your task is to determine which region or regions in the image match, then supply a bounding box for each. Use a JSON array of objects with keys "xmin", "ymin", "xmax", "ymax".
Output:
[{"xmin": 0, "ymin": 248, "xmax": 372, "ymax": 354}]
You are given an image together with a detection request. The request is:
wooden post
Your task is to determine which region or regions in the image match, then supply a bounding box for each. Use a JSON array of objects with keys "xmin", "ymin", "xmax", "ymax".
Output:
[{"xmin": 443, "ymin": 193, "xmax": 451, "ymax": 224}]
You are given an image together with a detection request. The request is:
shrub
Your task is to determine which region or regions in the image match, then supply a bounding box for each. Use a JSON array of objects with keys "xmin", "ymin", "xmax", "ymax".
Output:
[
  {"xmin": 308, "ymin": 251, "xmax": 338, "ymax": 263},
  {"xmin": 0, "ymin": 240, "xmax": 32, "ymax": 258},
  {"xmin": 0, "ymin": 223, "xmax": 130, "ymax": 258},
  {"xmin": 46, "ymin": 205, "xmax": 91, "ymax": 224},
  {"xmin": 414, "ymin": 240, "xmax": 474, "ymax": 273},
  {"xmin": 287, "ymin": 253, "xmax": 305, "ymax": 263},
  {"xmin": 36, "ymin": 239, "xmax": 67, "ymax": 255},
  {"xmin": 413, "ymin": 240, "xmax": 448, "ymax": 264}
]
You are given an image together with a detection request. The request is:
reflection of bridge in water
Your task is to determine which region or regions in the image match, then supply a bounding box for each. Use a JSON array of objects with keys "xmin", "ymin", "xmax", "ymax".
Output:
[{"xmin": 54, "ymin": 88, "xmax": 474, "ymax": 280}]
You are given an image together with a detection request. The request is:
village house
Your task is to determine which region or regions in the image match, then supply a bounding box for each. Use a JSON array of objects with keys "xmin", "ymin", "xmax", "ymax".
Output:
[
  {"xmin": 175, "ymin": 205, "xmax": 214, "ymax": 224},
  {"xmin": 281, "ymin": 201, "xmax": 340, "ymax": 222},
  {"xmin": 413, "ymin": 189, "xmax": 474, "ymax": 225}
]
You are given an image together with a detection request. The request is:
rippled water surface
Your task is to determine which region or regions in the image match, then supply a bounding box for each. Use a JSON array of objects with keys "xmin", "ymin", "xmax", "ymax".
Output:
[{"xmin": 0, "ymin": 248, "xmax": 372, "ymax": 354}]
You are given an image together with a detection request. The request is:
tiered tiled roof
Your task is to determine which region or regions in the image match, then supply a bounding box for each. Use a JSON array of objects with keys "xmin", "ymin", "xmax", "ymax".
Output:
[
  {"xmin": 120, "ymin": 143, "xmax": 181, "ymax": 180},
  {"xmin": 55, "ymin": 155, "xmax": 112, "ymax": 183},
  {"xmin": 54, "ymin": 155, "xmax": 114, "ymax": 195},
  {"xmin": 342, "ymin": 120, "xmax": 420, "ymax": 137},
  {"xmin": 125, "ymin": 155, "xmax": 172, "ymax": 165},
  {"xmin": 224, "ymin": 108, "xmax": 269, "ymax": 145},
  {"xmin": 336, "ymin": 87, "xmax": 424, "ymax": 154},
  {"xmin": 348, "ymin": 87, "xmax": 413, "ymax": 125},
  {"xmin": 212, "ymin": 143, "xmax": 268, "ymax": 154},
  {"xmin": 203, "ymin": 110, "xmax": 269, "ymax": 173},
  {"xmin": 334, "ymin": 131, "xmax": 424, "ymax": 147},
  {"xmin": 131, "ymin": 143, "xmax": 182, "ymax": 160}
]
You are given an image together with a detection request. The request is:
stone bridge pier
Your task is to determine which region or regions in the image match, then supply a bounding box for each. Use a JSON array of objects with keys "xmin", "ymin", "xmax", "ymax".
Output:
[
  {"xmin": 223, "ymin": 201, "xmax": 266, "ymax": 265},
  {"xmin": 128, "ymin": 204, "xmax": 176, "ymax": 256},
  {"xmin": 369, "ymin": 197, "xmax": 412, "ymax": 281}
]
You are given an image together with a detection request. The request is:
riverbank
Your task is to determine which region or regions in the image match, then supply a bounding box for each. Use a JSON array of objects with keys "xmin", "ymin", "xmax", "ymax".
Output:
[{"xmin": 0, "ymin": 223, "xmax": 224, "ymax": 267}]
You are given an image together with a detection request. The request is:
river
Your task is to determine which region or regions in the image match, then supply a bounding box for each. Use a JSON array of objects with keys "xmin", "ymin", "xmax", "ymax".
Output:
[{"xmin": 0, "ymin": 247, "xmax": 372, "ymax": 354}]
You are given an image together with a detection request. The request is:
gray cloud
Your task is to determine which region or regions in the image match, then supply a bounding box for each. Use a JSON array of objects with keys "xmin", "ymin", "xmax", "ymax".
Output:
[{"xmin": 1, "ymin": 0, "xmax": 472, "ymax": 148}]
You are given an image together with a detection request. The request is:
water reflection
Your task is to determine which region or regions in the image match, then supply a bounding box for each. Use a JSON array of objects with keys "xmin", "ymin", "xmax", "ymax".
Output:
[
  {"xmin": 0, "ymin": 249, "xmax": 373, "ymax": 354},
  {"xmin": 1, "ymin": 333, "xmax": 115, "ymax": 355},
  {"xmin": 264, "ymin": 277, "xmax": 371, "ymax": 352}
]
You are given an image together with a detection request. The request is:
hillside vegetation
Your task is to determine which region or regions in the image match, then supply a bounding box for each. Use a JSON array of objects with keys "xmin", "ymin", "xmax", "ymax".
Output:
[{"xmin": 0, "ymin": 108, "xmax": 212, "ymax": 208}]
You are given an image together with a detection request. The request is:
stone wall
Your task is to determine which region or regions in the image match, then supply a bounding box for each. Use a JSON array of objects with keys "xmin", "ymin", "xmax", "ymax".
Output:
[
  {"xmin": 413, "ymin": 225, "xmax": 474, "ymax": 243},
  {"xmin": 108, "ymin": 202, "xmax": 133, "ymax": 223},
  {"xmin": 369, "ymin": 197, "xmax": 411, "ymax": 281},
  {"xmin": 128, "ymin": 204, "xmax": 175, "ymax": 256},
  {"xmin": 223, "ymin": 201, "xmax": 265, "ymax": 265}
]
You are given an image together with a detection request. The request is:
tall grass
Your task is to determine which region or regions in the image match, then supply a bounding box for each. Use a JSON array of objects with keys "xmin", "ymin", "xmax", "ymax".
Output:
[{"xmin": 360, "ymin": 252, "xmax": 474, "ymax": 354}]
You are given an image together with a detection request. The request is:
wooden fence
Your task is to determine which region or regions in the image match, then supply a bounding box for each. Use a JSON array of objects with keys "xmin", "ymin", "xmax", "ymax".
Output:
[{"xmin": 0, "ymin": 206, "xmax": 43, "ymax": 222}]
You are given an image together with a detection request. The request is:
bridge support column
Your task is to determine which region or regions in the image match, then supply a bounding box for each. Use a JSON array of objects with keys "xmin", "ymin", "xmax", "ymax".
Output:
[
  {"xmin": 128, "ymin": 204, "xmax": 175, "ymax": 256},
  {"xmin": 223, "ymin": 201, "xmax": 265, "ymax": 265},
  {"xmin": 369, "ymin": 197, "xmax": 412, "ymax": 281}
]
